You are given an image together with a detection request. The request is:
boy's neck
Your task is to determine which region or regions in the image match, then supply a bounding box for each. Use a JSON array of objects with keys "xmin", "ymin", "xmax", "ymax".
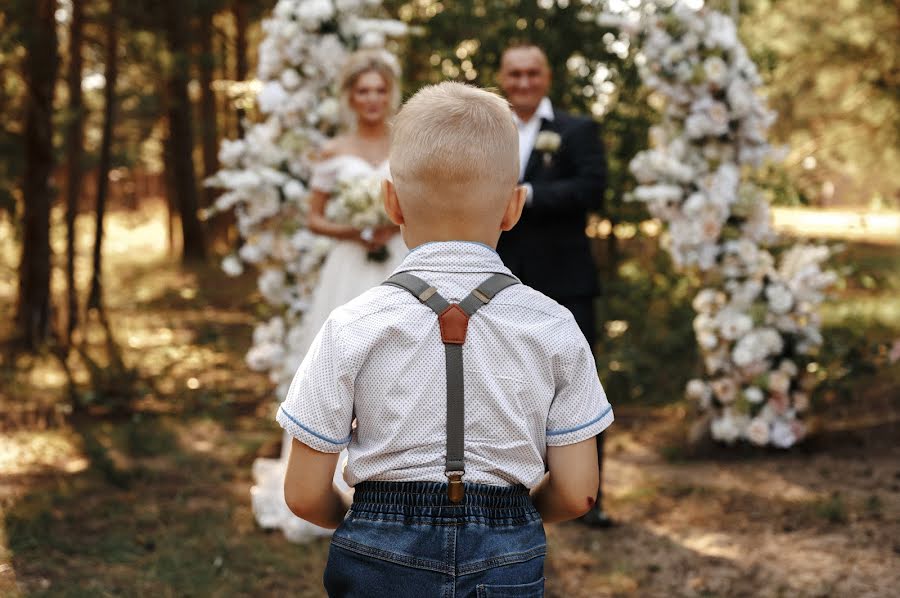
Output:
[{"xmin": 403, "ymin": 228, "xmax": 500, "ymax": 252}]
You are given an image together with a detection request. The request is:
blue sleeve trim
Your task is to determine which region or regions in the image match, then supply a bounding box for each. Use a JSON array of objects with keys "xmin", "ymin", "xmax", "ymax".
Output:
[
  {"xmin": 278, "ymin": 406, "xmax": 352, "ymax": 445},
  {"xmin": 547, "ymin": 405, "xmax": 613, "ymax": 436}
]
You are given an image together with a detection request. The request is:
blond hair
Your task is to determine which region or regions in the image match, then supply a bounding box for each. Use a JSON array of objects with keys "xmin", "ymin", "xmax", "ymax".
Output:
[
  {"xmin": 389, "ymin": 82, "xmax": 519, "ymax": 223},
  {"xmin": 338, "ymin": 49, "xmax": 402, "ymax": 129}
]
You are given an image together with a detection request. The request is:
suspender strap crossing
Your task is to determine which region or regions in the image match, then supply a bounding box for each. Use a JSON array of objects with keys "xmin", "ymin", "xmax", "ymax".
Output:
[{"xmin": 383, "ymin": 271, "xmax": 518, "ymax": 503}]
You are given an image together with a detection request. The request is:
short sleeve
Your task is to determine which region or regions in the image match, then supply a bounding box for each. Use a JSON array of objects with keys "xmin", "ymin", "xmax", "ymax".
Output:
[
  {"xmin": 546, "ymin": 319, "xmax": 614, "ymax": 446},
  {"xmin": 309, "ymin": 157, "xmax": 340, "ymax": 193},
  {"xmin": 276, "ymin": 317, "xmax": 354, "ymax": 453}
]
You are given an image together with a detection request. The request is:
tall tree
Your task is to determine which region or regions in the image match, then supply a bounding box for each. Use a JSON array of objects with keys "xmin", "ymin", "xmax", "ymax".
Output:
[
  {"xmin": 16, "ymin": 0, "xmax": 59, "ymax": 350},
  {"xmin": 87, "ymin": 0, "xmax": 120, "ymax": 312},
  {"xmin": 232, "ymin": 0, "xmax": 248, "ymax": 138},
  {"xmin": 198, "ymin": 0, "xmax": 220, "ymax": 210},
  {"xmin": 64, "ymin": 0, "xmax": 85, "ymax": 345},
  {"xmin": 164, "ymin": 0, "xmax": 206, "ymax": 261}
]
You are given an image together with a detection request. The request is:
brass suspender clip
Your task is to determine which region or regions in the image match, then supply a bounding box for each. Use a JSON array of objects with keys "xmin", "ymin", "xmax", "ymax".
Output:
[{"xmin": 446, "ymin": 471, "xmax": 465, "ymax": 503}]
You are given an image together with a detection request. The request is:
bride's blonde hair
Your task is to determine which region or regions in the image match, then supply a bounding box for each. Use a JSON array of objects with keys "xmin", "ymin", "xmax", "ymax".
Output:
[{"xmin": 338, "ymin": 49, "xmax": 402, "ymax": 130}]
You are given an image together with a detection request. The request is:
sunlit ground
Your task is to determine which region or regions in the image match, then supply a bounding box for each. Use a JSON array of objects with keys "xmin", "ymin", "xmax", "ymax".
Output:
[{"xmin": 0, "ymin": 202, "xmax": 898, "ymax": 596}]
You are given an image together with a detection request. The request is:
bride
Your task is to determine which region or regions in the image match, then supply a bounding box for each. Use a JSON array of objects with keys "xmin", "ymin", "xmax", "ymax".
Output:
[{"xmin": 251, "ymin": 49, "xmax": 406, "ymax": 543}]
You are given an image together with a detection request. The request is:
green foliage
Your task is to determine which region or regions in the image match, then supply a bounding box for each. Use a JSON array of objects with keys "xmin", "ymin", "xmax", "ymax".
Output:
[
  {"xmin": 743, "ymin": 0, "xmax": 900, "ymax": 207},
  {"xmin": 386, "ymin": 0, "xmax": 657, "ymax": 224},
  {"xmin": 594, "ymin": 237, "xmax": 699, "ymax": 405}
]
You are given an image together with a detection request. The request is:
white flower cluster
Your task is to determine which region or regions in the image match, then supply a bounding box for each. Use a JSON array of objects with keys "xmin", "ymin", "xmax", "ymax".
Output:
[
  {"xmin": 206, "ymin": 0, "xmax": 406, "ymax": 395},
  {"xmin": 325, "ymin": 176, "xmax": 392, "ymax": 229},
  {"xmin": 608, "ymin": 2, "xmax": 837, "ymax": 447}
]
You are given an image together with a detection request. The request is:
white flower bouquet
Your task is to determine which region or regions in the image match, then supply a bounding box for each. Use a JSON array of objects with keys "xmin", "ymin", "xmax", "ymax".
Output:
[{"xmin": 325, "ymin": 175, "xmax": 393, "ymax": 261}]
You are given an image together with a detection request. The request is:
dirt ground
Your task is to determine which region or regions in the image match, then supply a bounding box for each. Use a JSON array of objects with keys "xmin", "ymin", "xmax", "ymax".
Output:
[{"xmin": 1, "ymin": 204, "xmax": 898, "ymax": 597}]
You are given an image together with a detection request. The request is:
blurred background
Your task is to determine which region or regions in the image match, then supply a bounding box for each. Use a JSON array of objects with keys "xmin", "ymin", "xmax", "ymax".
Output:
[{"xmin": 0, "ymin": 0, "xmax": 898, "ymax": 596}]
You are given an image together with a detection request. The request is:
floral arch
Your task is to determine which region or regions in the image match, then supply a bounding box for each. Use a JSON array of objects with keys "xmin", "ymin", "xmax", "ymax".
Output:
[{"xmin": 208, "ymin": 0, "xmax": 834, "ymax": 449}]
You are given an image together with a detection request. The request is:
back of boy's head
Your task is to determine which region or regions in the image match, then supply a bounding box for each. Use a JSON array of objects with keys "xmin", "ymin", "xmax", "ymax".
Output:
[{"xmin": 390, "ymin": 82, "xmax": 519, "ymax": 225}]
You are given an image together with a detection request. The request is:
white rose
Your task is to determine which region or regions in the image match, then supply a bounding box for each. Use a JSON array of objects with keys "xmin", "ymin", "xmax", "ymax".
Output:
[
  {"xmin": 779, "ymin": 359, "xmax": 798, "ymax": 377},
  {"xmin": 746, "ymin": 417, "xmax": 770, "ymax": 446},
  {"xmin": 711, "ymin": 412, "xmax": 744, "ymax": 444},
  {"xmin": 698, "ymin": 331, "xmax": 719, "ymax": 350},
  {"xmin": 744, "ymin": 386, "xmax": 764, "ymax": 403},
  {"xmin": 218, "ymin": 139, "xmax": 246, "ymax": 169},
  {"xmin": 257, "ymin": 81, "xmax": 289, "ymax": 114},
  {"xmin": 703, "ymin": 56, "xmax": 729, "ymax": 87},
  {"xmin": 280, "ymin": 68, "xmax": 302, "ymax": 90},
  {"xmin": 686, "ymin": 379, "xmax": 711, "ymax": 403},
  {"xmin": 768, "ymin": 370, "xmax": 791, "ymax": 395},
  {"xmin": 711, "ymin": 377, "xmax": 738, "ymax": 404},
  {"xmin": 693, "ymin": 288, "xmax": 724, "ymax": 314},
  {"xmin": 766, "ymin": 283, "xmax": 794, "ymax": 314},
  {"xmin": 717, "ymin": 309, "xmax": 753, "ymax": 341},
  {"xmin": 258, "ymin": 269, "xmax": 287, "ymax": 305},
  {"xmin": 770, "ymin": 419, "xmax": 796, "ymax": 448},
  {"xmin": 534, "ymin": 131, "xmax": 562, "ymax": 153},
  {"xmin": 238, "ymin": 241, "xmax": 266, "ymax": 264},
  {"xmin": 221, "ymin": 255, "xmax": 243, "ymax": 277},
  {"xmin": 316, "ymin": 97, "xmax": 341, "ymax": 124},
  {"xmin": 282, "ymin": 179, "xmax": 306, "ymax": 202}
]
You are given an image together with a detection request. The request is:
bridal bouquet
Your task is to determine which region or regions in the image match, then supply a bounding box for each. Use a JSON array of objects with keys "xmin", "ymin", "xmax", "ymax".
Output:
[{"xmin": 325, "ymin": 175, "xmax": 393, "ymax": 261}]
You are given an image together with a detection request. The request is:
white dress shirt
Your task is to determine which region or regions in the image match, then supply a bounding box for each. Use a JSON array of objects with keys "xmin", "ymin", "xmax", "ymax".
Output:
[
  {"xmin": 277, "ymin": 241, "xmax": 613, "ymax": 489},
  {"xmin": 514, "ymin": 97, "xmax": 555, "ymax": 183}
]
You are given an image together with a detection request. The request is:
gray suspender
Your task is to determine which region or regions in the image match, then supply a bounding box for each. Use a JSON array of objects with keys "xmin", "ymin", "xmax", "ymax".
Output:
[{"xmin": 383, "ymin": 272, "xmax": 519, "ymax": 503}]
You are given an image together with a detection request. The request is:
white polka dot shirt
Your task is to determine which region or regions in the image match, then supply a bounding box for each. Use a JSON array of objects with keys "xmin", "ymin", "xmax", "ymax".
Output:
[{"xmin": 276, "ymin": 241, "xmax": 614, "ymax": 489}]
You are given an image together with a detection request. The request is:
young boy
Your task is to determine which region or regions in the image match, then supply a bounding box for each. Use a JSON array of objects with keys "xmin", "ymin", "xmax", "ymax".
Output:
[{"xmin": 278, "ymin": 82, "xmax": 613, "ymax": 596}]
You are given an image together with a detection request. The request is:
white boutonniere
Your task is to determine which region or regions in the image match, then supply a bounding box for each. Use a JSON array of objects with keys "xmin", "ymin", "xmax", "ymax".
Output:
[{"xmin": 534, "ymin": 130, "xmax": 561, "ymax": 167}]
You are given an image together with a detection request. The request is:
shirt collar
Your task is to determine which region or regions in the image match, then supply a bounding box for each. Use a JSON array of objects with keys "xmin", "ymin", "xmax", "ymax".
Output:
[
  {"xmin": 514, "ymin": 97, "xmax": 555, "ymax": 127},
  {"xmin": 393, "ymin": 241, "xmax": 516, "ymax": 276}
]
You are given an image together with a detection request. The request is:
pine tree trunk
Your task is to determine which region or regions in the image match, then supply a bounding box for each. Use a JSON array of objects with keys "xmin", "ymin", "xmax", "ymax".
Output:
[
  {"xmin": 233, "ymin": 0, "xmax": 248, "ymax": 138},
  {"xmin": 64, "ymin": 0, "xmax": 85, "ymax": 347},
  {"xmin": 165, "ymin": 0, "xmax": 206, "ymax": 262},
  {"xmin": 87, "ymin": 0, "xmax": 120, "ymax": 312},
  {"xmin": 199, "ymin": 3, "xmax": 230, "ymax": 248},
  {"xmin": 16, "ymin": 0, "xmax": 59, "ymax": 350},
  {"xmin": 199, "ymin": 6, "xmax": 219, "ymax": 210}
]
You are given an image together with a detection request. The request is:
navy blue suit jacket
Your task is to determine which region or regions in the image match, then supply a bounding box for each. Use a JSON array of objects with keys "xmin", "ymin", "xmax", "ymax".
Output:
[{"xmin": 497, "ymin": 109, "xmax": 606, "ymax": 300}]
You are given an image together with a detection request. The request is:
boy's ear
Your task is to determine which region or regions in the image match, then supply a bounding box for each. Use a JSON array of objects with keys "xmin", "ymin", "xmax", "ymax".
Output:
[
  {"xmin": 382, "ymin": 179, "xmax": 405, "ymax": 226},
  {"xmin": 500, "ymin": 185, "xmax": 527, "ymax": 232}
]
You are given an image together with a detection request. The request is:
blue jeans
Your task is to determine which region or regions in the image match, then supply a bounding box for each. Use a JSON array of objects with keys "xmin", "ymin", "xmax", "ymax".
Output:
[{"xmin": 324, "ymin": 480, "xmax": 546, "ymax": 597}]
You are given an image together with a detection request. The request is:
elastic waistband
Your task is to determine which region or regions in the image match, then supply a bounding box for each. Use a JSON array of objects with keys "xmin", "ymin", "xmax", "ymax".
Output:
[{"xmin": 351, "ymin": 480, "xmax": 539, "ymax": 525}]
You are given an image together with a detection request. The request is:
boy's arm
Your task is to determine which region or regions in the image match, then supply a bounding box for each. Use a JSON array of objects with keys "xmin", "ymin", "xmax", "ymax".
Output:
[
  {"xmin": 530, "ymin": 437, "xmax": 599, "ymax": 523},
  {"xmin": 284, "ymin": 438, "xmax": 353, "ymax": 529}
]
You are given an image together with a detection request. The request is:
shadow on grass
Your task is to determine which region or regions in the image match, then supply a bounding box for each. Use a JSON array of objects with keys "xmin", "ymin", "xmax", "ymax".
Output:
[{"xmin": 4, "ymin": 415, "xmax": 328, "ymax": 597}]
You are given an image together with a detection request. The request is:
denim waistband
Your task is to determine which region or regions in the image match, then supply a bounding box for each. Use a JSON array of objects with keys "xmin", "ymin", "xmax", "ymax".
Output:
[{"xmin": 351, "ymin": 480, "xmax": 539, "ymax": 525}]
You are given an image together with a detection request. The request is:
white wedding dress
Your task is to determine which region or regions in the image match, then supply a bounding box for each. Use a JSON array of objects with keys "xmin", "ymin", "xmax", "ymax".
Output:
[{"xmin": 251, "ymin": 155, "xmax": 407, "ymax": 543}]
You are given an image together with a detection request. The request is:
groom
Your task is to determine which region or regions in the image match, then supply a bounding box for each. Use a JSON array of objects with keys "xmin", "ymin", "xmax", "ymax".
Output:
[{"xmin": 495, "ymin": 43, "xmax": 612, "ymax": 527}]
